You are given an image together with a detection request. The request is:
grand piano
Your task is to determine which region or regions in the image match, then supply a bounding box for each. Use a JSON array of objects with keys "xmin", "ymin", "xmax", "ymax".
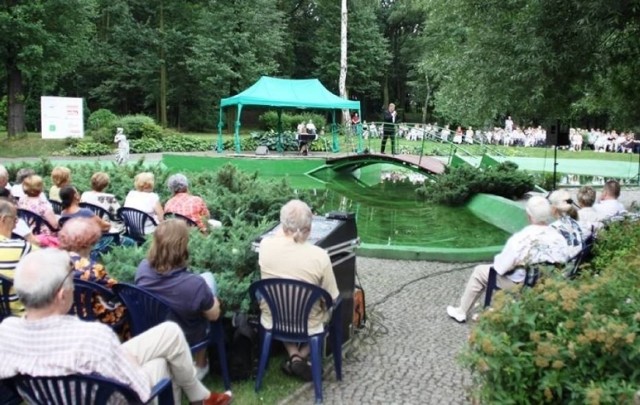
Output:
[{"xmin": 252, "ymin": 211, "xmax": 359, "ymax": 346}]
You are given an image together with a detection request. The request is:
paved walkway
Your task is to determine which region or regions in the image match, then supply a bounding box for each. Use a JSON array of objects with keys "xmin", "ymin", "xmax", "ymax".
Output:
[{"xmin": 282, "ymin": 258, "xmax": 477, "ymax": 405}]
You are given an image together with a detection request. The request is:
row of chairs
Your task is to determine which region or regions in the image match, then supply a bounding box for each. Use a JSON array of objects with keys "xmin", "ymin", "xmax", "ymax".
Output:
[
  {"xmin": 0, "ymin": 277, "xmax": 343, "ymax": 404},
  {"xmin": 17, "ymin": 203, "xmax": 196, "ymax": 245}
]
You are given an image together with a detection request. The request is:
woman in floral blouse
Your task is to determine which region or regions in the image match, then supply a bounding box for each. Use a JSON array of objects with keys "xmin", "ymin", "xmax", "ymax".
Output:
[{"xmin": 58, "ymin": 217, "xmax": 125, "ymax": 327}]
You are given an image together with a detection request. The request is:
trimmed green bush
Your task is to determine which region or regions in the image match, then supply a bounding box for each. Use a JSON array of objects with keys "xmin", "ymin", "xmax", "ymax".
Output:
[
  {"xmin": 87, "ymin": 108, "xmax": 117, "ymax": 131},
  {"xmin": 259, "ymin": 110, "xmax": 327, "ymax": 131},
  {"xmin": 415, "ymin": 162, "xmax": 534, "ymax": 206},
  {"xmin": 463, "ymin": 219, "xmax": 640, "ymax": 404}
]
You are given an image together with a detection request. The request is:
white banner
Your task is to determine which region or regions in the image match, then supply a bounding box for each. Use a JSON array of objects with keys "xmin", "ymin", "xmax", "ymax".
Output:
[{"xmin": 41, "ymin": 96, "xmax": 84, "ymax": 139}]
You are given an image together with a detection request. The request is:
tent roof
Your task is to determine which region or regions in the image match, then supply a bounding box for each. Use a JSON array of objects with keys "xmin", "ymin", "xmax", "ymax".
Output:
[{"xmin": 220, "ymin": 76, "xmax": 360, "ymax": 110}]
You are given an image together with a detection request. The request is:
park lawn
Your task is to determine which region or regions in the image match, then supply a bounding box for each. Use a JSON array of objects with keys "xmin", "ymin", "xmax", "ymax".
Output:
[
  {"xmin": 0, "ymin": 132, "xmax": 70, "ymax": 158},
  {"xmin": 1, "ymin": 131, "xmax": 638, "ymax": 164},
  {"xmin": 197, "ymin": 353, "xmax": 304, "ymax": 405}
]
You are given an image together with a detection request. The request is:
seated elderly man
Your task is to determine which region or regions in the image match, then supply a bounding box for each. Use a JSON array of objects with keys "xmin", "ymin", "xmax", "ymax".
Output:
[
  {"xmin": 258, "ymin": 199, "xmax": 339, "ymax": 381},
  {"xmin": 0, "ymin": 165, "xmax": 9, "ymax": 193},
  {"xmin": 0, "ymin": 249, "xmax": 232, "ymax": 405},
  {"xmin": 164, "ymin": 173, "xmax": 220, "ymax": 232},
  {"xmin": 594, "ymin": 179, "xmax": 626, "ymax": 221},
  {"xmin": 0, "ymin": 199, "xmax": 37, "ymax": 280},
  {"xmin": 447, "ymin": 196, "xmax": 571, "ymax": 323}
]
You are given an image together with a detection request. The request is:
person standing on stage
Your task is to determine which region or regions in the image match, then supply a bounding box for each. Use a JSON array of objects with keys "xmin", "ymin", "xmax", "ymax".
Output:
[{"xmin": 381, "ymin": 103, "xmax": 397, "ymax": 154}]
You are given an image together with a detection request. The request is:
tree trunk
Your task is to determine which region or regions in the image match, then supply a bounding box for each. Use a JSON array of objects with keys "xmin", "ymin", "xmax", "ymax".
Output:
[
  {"xmin": 158, "ymin": 0, "xmax": 168, "ymax": 128},
  {"xmin": 422, "ymin": 74, "xmax": 431, "ymax": 124},
  {"xmin": 339, "ymin": 0, "xmax": 349, "ymax": 125},
  {"xmin": 7, "ymin": 57, "xmax": 26, "ymax": 137}
]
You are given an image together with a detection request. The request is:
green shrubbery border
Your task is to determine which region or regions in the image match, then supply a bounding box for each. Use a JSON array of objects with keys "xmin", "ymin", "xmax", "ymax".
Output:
[{"xmin": 463, "ymin": 219, "xmax": 640, "ymax": 404}]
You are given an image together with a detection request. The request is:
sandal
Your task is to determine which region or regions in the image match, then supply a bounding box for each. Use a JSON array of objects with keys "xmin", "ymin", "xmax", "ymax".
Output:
[
  {"xmin": 289, "ymin": 354, "xmax": 313, "ymax": 382},
  {"xmin": 281, "ymin": 358, "xmax": 293, "ymax": 376}
]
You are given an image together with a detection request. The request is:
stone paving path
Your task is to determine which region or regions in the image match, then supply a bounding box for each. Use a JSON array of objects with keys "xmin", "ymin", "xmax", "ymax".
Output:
[{"xmin": 282, "ymin": 258, "xmax": 478, "ymax": 405}]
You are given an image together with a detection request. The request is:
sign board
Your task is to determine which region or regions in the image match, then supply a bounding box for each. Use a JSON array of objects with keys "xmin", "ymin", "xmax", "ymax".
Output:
[{"xmin": 41, "ymin": 96, "xmax": 84, "ymax": 139}]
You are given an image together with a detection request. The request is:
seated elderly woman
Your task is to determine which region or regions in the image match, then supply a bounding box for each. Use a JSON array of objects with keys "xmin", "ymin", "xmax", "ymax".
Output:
[
  {"xmin": 10, "ymin": 168, "xmax": 35, "ymax": 200},
  {"xmin": 548, "ymin": 189, "xmax": 585, "ymax": 258},
  {"xmin": 80, "ymin": 171, "xmax": 122, "ymax": 217},
  {"xmin": 17, "ymin": 175, "xmax": 59, "ymax": 236},
  {"xmin": 49, "ymin": 166, "xmax": 71, "ymax": 202},
  {"xmin": 124, "ymin": 172, "xmax": 164, "ymax": 234},
  {"xmin": 0, "ymin": 165, "xmax": 9, "ymax": 193},
  {"xmin": 58, "ymin": 217, "xmax": 125, "ymax": 328},
  {"xmin": 447, "ymin": 196, "xmax": 571, "ymax": 323},
  {"xmin": 576, "ymin": 186, "xmax": 601, "ymax": 238},
  {"xmin": 258, "ymin": 199, "xmax": 339, "ymax": 381},
  {"xmin": 135, "ymin": 219, "xmax": 221, "ymax": 380},
  {"xmin": 164, "ymin": 173, "xmax": 219, "ymax": 232}
]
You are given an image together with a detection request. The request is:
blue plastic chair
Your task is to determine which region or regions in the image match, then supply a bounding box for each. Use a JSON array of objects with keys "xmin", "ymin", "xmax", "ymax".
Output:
[
  {"xmin": 112, "ymin": 283, "xmax": 231, "ymax": 391},
  {"xmin": 80, "ymin": 202, "xmax": 120, "ymax": 222},
  {"xmin": 0, "ymin": 274, "xmax": 14, "ymax": 323},
  {"xmin": 16, "ymin": 208, "xmax": 59, "ymax": 234},
  {"xmin": 48, "ymin": 199, "xmax": 63, "ymax": 215},
  {"xmin": 117, "ymin": 207, "xmax": 158, "ymax": 244},
  {"xmin": 9, "ymin": 373, "xmax": 173, "ymax": 404},
  {"xmin": 164, "ymin": 212, "xmax": 198, "ymax": 227},
  {"xmin": 249, "ymin": 279, "xmax": 343, "ymax": 404},
  {"xmin": 69, "ymin": 279, "xmax": 120, "ymax": 321}
]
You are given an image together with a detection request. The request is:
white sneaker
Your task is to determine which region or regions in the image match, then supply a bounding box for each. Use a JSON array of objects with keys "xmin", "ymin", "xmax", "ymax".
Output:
[
  {"xmin": 196, "ymin": 364, "xmax": 209, "ymax": 380},
  {"xmin": 446, "ymin": 306, "xmax": 467, "ymax": 323}
]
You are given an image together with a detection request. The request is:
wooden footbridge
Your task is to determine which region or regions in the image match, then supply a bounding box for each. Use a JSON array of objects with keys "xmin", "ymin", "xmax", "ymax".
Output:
[{"xmin": 307, "ymin": 153, "xmax": 446, "ymax": 176}]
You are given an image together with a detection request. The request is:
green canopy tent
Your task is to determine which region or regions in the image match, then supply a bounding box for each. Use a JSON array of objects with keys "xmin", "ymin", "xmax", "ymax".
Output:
[{"xmin": 217, "ymin": 76, "xmax": 362, "ymax": 153}]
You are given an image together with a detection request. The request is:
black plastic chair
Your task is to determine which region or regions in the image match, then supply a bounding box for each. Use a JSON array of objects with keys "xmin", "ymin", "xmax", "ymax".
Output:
[
  {"xmin": 9, "ymin": 373, "xmax": 173, "ymax": 404},
  {"xmin": 49, "ymin": 199, "xmax": 63, "ymax": 215},
  {"xmin": 250, "ymin": 279, "xmax": 343, "ymax": 404},
  {"xmin": 113, "ymin": 283, "xmax": 231, "ymax": 391},
  {"xmin": 80, "ymin": 202, "xmax": 119, "ymax": 222},
  {"xmin": 164, "ymin": 212, "xmax": 198, "ymax": 227},
  {"xmin": 69, "ymin": 278, "xmax": 118, "ymax": 322},
  {"xmin": 117, "ymin": 207, "xmax": 158, "ymax": 244},
  {"xmin": 10, "ymin": 232, "xmax": 24, "ymax": 241},
  {"xmin": 0, "ymin": 274, "xmax": 15, "ymax": 323},
  {"xmin": 16, "ymin": 208, "xmax": 58, "ymax": 235},
  {"xmin": 484, "ymin": 263, "xmax": 552, "ymax": 307}
]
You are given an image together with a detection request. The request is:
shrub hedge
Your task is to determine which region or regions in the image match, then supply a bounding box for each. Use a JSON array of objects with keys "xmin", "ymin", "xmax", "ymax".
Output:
[
  {"xmin": 259, "ymin": 110, "xmax": 327, "ymax": 131},
  {"xmin": 463, "ymin": 218, "xmax": 640, "ymax": 404},
  {"xmin": 5, "ymin": 160, "xmax": 326, "ymax": 313},
  {"xmin": 415, "ymin": 162, "xmax": 534, "ymax": 206}
]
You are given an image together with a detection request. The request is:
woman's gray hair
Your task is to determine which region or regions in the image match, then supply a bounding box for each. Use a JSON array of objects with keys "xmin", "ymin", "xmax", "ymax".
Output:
[
  {"xmin": 280, "ymin": 199, "xmax": 313, "ymax": 243},
  {"xmin": 15, "ymin": 168, "xmax": 35, "ymax": 184},
  {"xmin": 525, "ymin": 196, "xmax": 553, "ymax": 225},
  {"xmin": 167, "ymin": 173, "xmax": 189, "ymax": 194},
  {"xmin": 14, "ymin": 249, "xmax": 72, "ymax": 309}
]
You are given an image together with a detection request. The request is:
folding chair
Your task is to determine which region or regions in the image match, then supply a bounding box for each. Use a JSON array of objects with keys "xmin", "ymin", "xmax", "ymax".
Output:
[
  {"xmin": 113, "ymin": 283, "xmax": 231, "ymax": 391},
  {"xmin": 250, "ymin": 279, "xmax": 344, "ymax": 404},
  {"xmin": 9, "ymin": 373, "xmax": 173, "ymax": 404}
]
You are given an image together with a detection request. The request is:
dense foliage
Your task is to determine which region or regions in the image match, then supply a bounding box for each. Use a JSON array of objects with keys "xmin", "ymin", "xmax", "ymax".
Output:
[
  {"xmin": 259, "ymin": 111, "xmax": 327, "ymax": 132},
  {"xmin": 6, "ymin": 159, "xmax": 326, "ymax": 312},
  {"xmin": 415, "ymin": 162, "xmax": 534, "ymax": 206},
  {"xmin": 464, "ymin": 219, "xmax": 640, "ymax": 403}
]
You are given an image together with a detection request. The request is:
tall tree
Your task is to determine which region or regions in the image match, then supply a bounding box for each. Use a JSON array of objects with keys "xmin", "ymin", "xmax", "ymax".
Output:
[
  {"xmin": 339, "ymin": 0, "xmax": 349, "ymax": 124},
  {"xmin": 0, "ymin": 0, "xmax": 97, "ymax": 136}
]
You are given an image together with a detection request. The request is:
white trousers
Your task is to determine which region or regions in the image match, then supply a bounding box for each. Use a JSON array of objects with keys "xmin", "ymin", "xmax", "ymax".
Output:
[
  {"xmin": 122, "ymin": 322, "xmax": 209, "ymax": 403},
  {"xmin": 458, "ymin": 264, "xmax": 518, "ymax": 314}
]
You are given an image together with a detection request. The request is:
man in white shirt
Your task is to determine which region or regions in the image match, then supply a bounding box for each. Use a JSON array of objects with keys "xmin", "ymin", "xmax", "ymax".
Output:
[
  {"xmin": 505, "ymin": 116, "xmax": 513, "ymax": 133},
  {"xmin": 0, "ymin": 248, "xmax": 232, "ymax": 405},
  {"xmin": 593, "ymin": 180, "xmax": 626, "ymax": 220},
  {"xmin": 447, "ymin": 196, "xmax": 570, "ymax": 323}
]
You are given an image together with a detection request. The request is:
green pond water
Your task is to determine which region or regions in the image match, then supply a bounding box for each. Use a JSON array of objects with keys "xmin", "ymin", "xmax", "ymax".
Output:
[
  {"xmin": 308, "ymin": 169, "xmax": 510, "ymax": 248},
  {"xmin": 161, "ymin": 156, "xmax": 510, "ymax": 248}
]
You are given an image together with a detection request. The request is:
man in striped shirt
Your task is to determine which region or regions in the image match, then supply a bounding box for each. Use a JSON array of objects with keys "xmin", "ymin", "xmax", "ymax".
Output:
[
  {"xmin": 0, "ymin": 199, "xmax": 36, "ymax": 280},
  {"xmin": 0, "ymin": 249, "xmax": 232, "ymax": 405}
]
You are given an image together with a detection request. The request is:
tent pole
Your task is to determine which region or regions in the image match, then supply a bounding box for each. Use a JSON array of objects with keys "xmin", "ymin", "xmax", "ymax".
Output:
[
  {"xmin": 332, "ymin": 110, "xmax": 339, "ymax": 153},
  {"xmin": 277, "ymin": 109, "xmax": 283, "ymax": 153},
  {"xmin": 234, "ymin": 104, "xmax": 243, "ymax": 153},
  {"xmin": 216, "ymin": 107, "xmax": 225, "ymax": 153}
]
